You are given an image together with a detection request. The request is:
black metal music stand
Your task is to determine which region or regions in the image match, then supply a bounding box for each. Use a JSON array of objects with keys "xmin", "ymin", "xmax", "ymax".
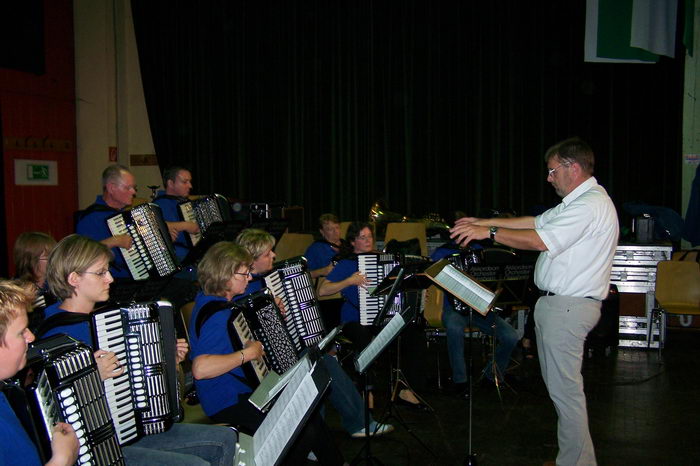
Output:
[
  {"xmin": 370, "ymin": 266, "xmax": 437, "ymax": 460},
  {"xmin": 421, "ymin": 258, "xmax": 503, "ymax": 466},
  {"xmin": 476, "ymin": 307, "xmax": 516, "ymax": 402},
  {"xmin": 350, "ymin": 302, "xmax": 414, "ymax": 465}
]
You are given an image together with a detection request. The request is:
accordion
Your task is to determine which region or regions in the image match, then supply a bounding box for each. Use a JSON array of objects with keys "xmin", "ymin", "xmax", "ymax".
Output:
[
  {"xmin": 91, "ymin": 301, "xmax": 181, "ymax": 443},
  {"xmin": 178, "ymin": 194, "xmax": 232, "ymax": 247},
  {"xmin": 5, "ymin": 334, "xmax": 124, "ymax": 465},
  {"xmin": 230, "ymin": 289, "xmax": 299, "ymax": 381},
  {"xmin": 357, "ymin": 252, "xmax": 404, "ymax": 326},
  {"xmin": 263, "ymin": 256, "xmax": 326, "ymax": 352},
  {"xmin": 106, "ymin": 203, "xmax": 180, "ymax": 280}
]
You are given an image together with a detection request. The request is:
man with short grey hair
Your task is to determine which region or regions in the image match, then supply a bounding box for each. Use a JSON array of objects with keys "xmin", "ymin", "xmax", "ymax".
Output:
[{"xmin": 450, "ymin": 137, "xmax": 619, "ymax": 466}]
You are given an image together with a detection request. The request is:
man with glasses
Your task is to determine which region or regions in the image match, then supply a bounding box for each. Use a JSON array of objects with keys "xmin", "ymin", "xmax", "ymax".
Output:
[
  {"xmin": 76, "ymin": 164, "xmax": 139, "ymax": 278},
  {"xmin": 450, "ymin": 137, "xmax": 618, "ymax": 466}
]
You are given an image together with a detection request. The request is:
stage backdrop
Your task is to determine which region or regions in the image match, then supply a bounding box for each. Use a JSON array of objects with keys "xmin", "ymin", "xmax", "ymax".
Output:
[{"xmin": 131, "ymin": 0, "xmax": 684, "ymax": 229}]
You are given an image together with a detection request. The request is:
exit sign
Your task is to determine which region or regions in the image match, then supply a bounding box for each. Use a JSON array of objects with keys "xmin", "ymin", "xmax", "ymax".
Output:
[
  {"xmin": 27, "ymin": 164, "xmax": 50, "ymax": 180},
  {"xmin": 15, "ymin": 159, "xmax": 58, "ymax": 185}
]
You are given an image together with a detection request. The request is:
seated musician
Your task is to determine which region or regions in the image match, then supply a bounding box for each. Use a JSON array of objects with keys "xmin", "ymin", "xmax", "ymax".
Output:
[
  {"xmin": 75, "ymin": 164, "xmax": 139, "ymax": 278},
  {"xmin": 40, "ymin": 234, "xmax": 237, "ymax": 465},
  {"xmin": 319, "ymin": 221, "xmax": 430, "ymax": 410},
  {"xmin": 77, "ymin": 164, "xmax": 197, "ymax": 313},
  {"xmin": 305, "ymin": 213, "xmax": 350, "ymax": 279},
  {"xmin": 0, "ymin": 280, "xmax": 79, "ymax": 466},
  {"xmin": 236, "ymin": 228, "xmax": 393, "ymax": 438},
  {"xmin": 76, "ymin": 164, "xmax": 194, "ymax": 278},
  {"xmin": 430, "ymin": 242, "xmax": 519, "ymax": 395},
  {"xmin": 188, "ymin": 241, "xmax": 346, "ymax": 464},
  {"xmin": 152, "ymin": 166, "xmax": 200, "ymax": 263},
  {"xmin": 13, "ymin": 232, "xmax": 58, "ymax": 321},
  {"xmin": 304, "ymin": 213, "xmax": 350, "ymax": 329}
]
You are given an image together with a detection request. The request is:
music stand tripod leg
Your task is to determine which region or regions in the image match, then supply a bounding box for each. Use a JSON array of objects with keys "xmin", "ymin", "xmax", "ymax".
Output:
[
  {"xmin": 375, "ymin": 336, "xmax": 437, "ymax": 460},
  {"xmin": 351, "ymin": 371, "xmax": 384, "ymax": 466}
]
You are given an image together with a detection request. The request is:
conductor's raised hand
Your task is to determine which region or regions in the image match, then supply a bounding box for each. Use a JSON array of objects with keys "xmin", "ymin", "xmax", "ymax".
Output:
[{"xmin": 450, "ymin": 222, "xmax": 489, "ymax": 247}]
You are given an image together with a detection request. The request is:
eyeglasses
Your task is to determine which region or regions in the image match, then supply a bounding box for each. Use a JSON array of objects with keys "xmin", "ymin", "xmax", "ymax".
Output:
[
  {"xmin": 81, "ymin": 270, "xmax": 112, "ymax": 278},
  {"xmin": 547, "ymin": 163, "xmax": 569, "ymax": 177},
  {"xmin": 234, "ymin": 271, "xmax": 252, "ymax": 278},
  {"xmin": 118, "ymin": 183, "xmax": 138, "ymax": 192}
]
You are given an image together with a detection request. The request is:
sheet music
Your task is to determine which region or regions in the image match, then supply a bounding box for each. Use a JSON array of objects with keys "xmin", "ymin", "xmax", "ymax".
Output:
[
  {"xmin": 355, "ymin": 312, "xmax": 407, "ymax": 374},
  {"xmin": 440, "ymin": 266, "xmax": 492, "ymax": 305},
  {"xmin": 427, "ymin": 260, "xmax": 496, "ymax": 315},
  {"xmin": 254, "ymin": 363, "xmax": 319, "ymax": 466},
  {"xmin": 249, "ymin": 356, "xmax": 311, "ymax": 411}
]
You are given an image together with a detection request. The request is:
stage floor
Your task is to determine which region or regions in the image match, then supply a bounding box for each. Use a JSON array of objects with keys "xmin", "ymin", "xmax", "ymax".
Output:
[{"xmin": 322, "ymin": 328, "xmax": 700, "ymax": 466}]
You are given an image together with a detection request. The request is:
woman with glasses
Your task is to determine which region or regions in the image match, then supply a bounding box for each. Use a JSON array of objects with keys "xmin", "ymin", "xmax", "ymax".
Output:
[
  {"xmin": 235, "ymin": 228, "xmax": 394, "ymax": 438},
  {"xmin": 188, "ymin": 241, "xmax": 345, "ymax": 464},
  {"xmin": 319, "ymin": 221, "xmax": 429, "ymax": 410},
  {"xmin": 39, "ymin": 234, "xmax": 238, "ymax": 465}
]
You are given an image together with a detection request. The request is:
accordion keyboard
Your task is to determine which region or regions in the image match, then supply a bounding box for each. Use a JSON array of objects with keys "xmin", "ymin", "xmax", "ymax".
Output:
[
  {"xmin": 358, "ymin": 253, "xmax": 402, "ymax": 326},
  {"xmin": 264, "ymin": 258, "xmax": 326, "ymax": 351},
  {"xmin": 230, "ymin": 310, "xmax": 270, "ymax": 383}
]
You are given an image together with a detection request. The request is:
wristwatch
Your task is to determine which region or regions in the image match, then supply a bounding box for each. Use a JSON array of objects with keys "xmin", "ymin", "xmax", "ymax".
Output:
[{"xmin": 489, "ymin": 226, "xmax": 498, "ymax": 240}]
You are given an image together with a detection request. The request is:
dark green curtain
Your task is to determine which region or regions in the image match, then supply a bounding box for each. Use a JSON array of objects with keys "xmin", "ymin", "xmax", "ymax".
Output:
[{"xmin": 131, "ymin": 0, "xmax": 684, "ymax": 229}]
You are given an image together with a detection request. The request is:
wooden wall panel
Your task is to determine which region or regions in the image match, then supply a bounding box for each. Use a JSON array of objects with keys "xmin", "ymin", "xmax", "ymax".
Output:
[{"xmin": 0, "ymin": 0, "xmax": 76, "ymax": 277}]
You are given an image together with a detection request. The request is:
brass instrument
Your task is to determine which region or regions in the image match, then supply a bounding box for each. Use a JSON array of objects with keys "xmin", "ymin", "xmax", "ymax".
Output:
[{"xmin": 368, "ymin": 200, "xmax": 450, "ymax": 238}]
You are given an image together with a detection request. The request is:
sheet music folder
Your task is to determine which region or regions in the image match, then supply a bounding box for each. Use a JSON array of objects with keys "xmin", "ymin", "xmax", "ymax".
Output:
[
  {"xmin": 424, "ymin": 259, "xmax": 500, "ymax": 316},
  {"xmin": 235, "ymin": 359, "xmax": 331, "ymax": 466},
  {"xmin": 248, "ymin": 326, "xmax": 340, "ymax": 412}
]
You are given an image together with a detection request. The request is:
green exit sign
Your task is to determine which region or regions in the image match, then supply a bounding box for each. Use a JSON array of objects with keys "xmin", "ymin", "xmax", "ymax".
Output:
[{"xmin": 27, "ymin": 164, "xmax": 50, "ymax": 180}]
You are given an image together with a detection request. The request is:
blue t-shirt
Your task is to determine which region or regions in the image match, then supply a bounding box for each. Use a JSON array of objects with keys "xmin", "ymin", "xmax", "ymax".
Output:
[
  {"xmin": 153, "ymin": 191, "xmax": 190, "ymax": 261},
  {"xmin": 326, "ymin": 258, "xmax": 360, "ymax": 323},
  {"xmin": 188, "ymin": 292, "xmax": 252, "ymax": 417},
  {"xmin": 0, "ymin": 392, "xmax": 43, "ymax": 465},
  {"xmin": 304, "ymin": 241, "xmax": 336, "ymax": 272},
  {"xmin": 42, "ymin": 303, "xmax": 94, "ymax": 347},
  {"xmin": 76, "ymin": 195, "xmax": 130, "ymax": 278}
]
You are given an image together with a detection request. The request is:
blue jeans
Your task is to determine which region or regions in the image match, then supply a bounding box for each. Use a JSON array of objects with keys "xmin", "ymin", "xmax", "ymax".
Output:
[
  {"xmin": 442, "ymin": 300, "xmax": 519, "ymax": 383},
  {"xmin": 322, "ymin": 353, "xmax": 373, "ymax": 433},
  {"xmin": 123, "ymin": 423, "xmax": 237, "ymax": 465}
]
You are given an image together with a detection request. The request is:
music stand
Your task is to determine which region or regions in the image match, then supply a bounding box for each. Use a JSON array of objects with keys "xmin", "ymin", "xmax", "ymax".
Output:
[
  {"xmin": 235, "ymin": 358, "xmax": 331, "ymax": 465},
  {"xmin": 423, "ymin": 258, "xmax": 501, "ymax": 466},
  {"xmin": 369, "ymin": 266, "xmax": 437, "ymax": 460},
  {"xmin": 352, "ymin": 307, "xmax": 415, "ymax": 465}
]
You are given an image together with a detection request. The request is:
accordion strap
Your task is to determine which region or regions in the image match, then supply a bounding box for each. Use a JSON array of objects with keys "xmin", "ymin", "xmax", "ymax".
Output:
[
  {"xmin": 75, "ymin": 202, "xmax": 119, "ymax": 223},
  {"xmin": 194, "ymin": 300, "xmax": 252, "ymax": 387},
  {"xmin": 153, "ymin": 194, "xmax": 187, "ymax": 203},
  {"xmin": 194, "ymin": 300, "xmax": 232, "ymax": 339},
  {"xmin": 35, "ymin": 312, "xmax": 91, "ymax": 339}
]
